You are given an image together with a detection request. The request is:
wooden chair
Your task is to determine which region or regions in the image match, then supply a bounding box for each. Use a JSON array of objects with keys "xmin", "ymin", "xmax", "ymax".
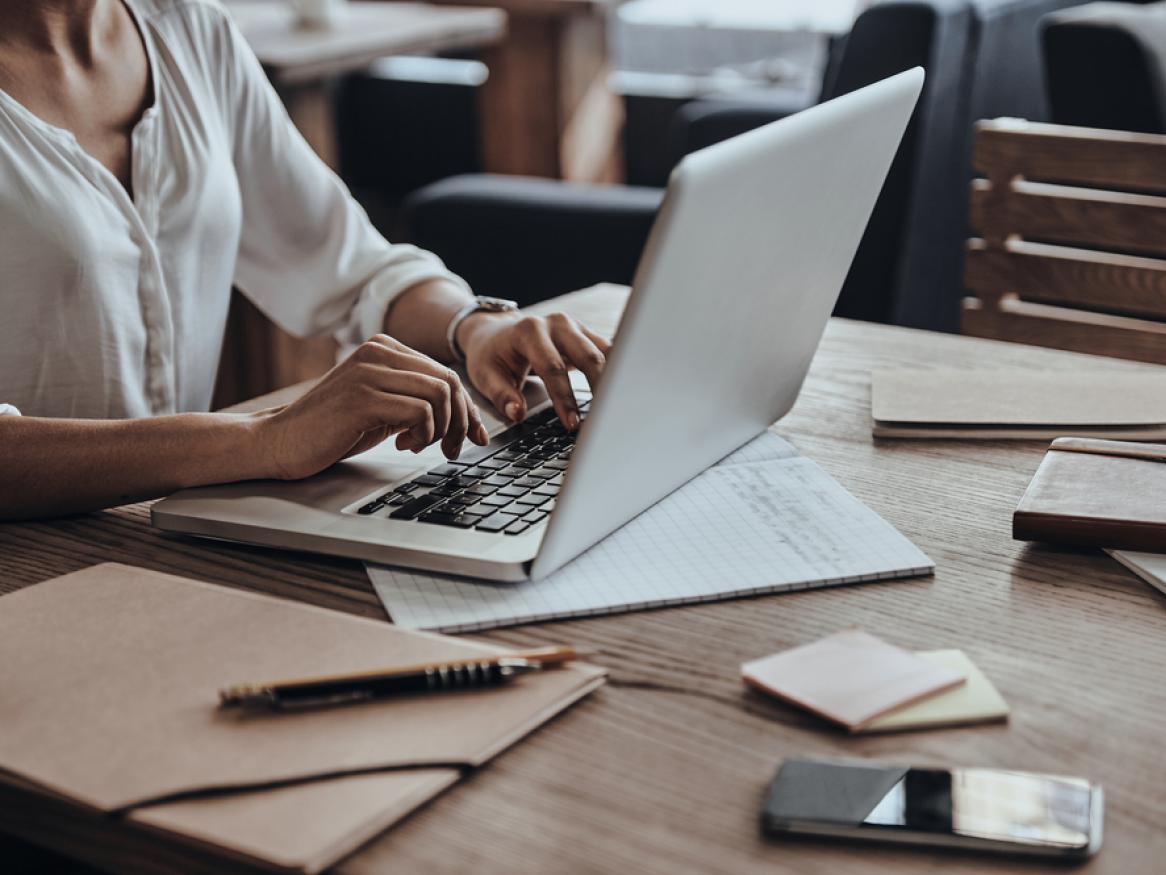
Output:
[{"xmin": 961, "ymin": 118, "xmax": 1166, "ymax": 364}]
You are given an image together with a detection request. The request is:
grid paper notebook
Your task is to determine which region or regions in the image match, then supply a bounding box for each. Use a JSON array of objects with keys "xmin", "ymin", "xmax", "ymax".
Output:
[{"xmin": 367, "ymin": 433, "xmax": 934, "ymax": 631}]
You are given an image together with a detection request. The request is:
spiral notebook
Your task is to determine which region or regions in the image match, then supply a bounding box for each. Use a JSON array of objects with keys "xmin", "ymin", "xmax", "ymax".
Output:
[{"xmin": 367, "ymin": 433, "xmax": 933, "ymax": 631}]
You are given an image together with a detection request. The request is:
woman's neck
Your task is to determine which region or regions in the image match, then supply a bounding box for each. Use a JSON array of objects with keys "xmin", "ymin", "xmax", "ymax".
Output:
[{"xmin": 0, "ymin": 0, "xmax": 119, "ymax": 64}]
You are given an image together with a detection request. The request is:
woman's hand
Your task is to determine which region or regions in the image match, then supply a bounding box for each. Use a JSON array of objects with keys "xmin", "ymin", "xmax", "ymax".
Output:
[
  {"xmin": 259, "ymin": 334, "xmax": 488, "ymax": 480},
  {"xmin": 458, "ymin": 311, "xmax": 612, "ymax": 429}
]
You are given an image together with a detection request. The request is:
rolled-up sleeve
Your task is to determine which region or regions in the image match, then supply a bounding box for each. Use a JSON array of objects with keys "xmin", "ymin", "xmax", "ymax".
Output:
[
  {"xmin": 0, "ymin": 404, "xmax": 20, "ymax": 417},
  {"xmin": 217, "ymin": 15, "xmax": 469, "ymax": 346}
]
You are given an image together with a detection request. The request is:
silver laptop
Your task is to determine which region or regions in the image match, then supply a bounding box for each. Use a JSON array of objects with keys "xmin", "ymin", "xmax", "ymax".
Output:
[{"xmin": 152, "ymin": 69, "xmax": 923, "ymax": 582}]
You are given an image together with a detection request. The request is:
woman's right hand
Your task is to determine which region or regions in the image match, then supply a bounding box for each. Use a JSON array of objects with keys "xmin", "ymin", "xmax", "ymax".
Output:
[{"xmin": 258, "ymin": 335, "xmax": 489, "ymax": 481}]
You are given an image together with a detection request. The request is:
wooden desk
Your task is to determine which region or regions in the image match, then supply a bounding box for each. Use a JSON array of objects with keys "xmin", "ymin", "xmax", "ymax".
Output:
[
  {"xmin": 3, "ymin": 284, "xmax": 1165, "ymax": 874},
  {"xmin": 213, "ymin": 1, "xmax": 506, "ymax": 408}
]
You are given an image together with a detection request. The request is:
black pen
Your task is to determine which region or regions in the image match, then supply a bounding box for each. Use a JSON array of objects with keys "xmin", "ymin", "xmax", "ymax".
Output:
[{"xmin": 219, "ymin": 645, "xmax": 584, "ymax": 710}]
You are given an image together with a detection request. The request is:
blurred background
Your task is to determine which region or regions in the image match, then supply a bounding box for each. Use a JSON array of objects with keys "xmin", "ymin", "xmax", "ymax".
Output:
[{"xmin": 214, "ymin": 0, "xmax": 1166, "ymax": 406}]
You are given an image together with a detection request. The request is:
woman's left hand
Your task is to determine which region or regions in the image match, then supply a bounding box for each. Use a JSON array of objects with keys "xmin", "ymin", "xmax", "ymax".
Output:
[{"xmin": 458, "ymin": 311, "xmax": 611, "ymax": 430}]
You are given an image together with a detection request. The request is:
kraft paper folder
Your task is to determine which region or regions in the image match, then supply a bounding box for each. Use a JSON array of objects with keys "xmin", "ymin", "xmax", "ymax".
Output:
[
  {"xmin": 871, "ymin": 370, "xmax": 1166, "ymax": 439},
  {"xmin": 0, "ymin": 564, "xmax": 605, "ymax": 874}
]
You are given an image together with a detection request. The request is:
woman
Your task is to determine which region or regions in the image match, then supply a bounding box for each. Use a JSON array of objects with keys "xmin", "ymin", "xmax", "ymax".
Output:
[{"xmin": 0, "ymin": 0, "xmax": 609, "ymax": 520}]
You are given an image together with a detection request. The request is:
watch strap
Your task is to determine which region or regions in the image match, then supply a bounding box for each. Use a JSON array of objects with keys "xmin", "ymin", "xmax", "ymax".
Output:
[{"xmin": 446, "ymin": 297, "xmax": 519, "ymax": 363}]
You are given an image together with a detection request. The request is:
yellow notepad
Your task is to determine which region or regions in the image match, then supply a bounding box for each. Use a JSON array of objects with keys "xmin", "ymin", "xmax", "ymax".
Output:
[{"xmin": 859, "ymin": 650, "xmax": 1009, "ymax": 733}]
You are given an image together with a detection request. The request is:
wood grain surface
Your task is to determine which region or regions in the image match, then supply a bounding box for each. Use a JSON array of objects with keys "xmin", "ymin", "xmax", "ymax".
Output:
[
  {"xmin": 3, "ymin": 284, "xmax": 1165, "ymax": 874},
  {"xmin": 973, "ymin": 119, "xmax": 1166, "ymax": 195}
]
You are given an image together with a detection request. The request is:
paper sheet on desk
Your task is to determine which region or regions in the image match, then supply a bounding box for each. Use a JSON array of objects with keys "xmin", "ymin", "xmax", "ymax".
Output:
[{"xmin": 367, "ymin": 432, "xmax": 934, "ymax": 631}]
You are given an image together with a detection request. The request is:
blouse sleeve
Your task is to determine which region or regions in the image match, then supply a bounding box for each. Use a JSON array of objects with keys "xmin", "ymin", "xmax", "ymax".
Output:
[{"xmin": 215, "ymin": 14, "xmax": 469, "ymax": 346}]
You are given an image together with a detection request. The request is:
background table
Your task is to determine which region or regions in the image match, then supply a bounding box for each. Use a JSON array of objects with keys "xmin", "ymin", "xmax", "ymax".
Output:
[
  {"xmin": 213, "ymin": 1, "xmax": 506, "ymax": 409},
  {"xmin": 3, "ymin": 284, "xmax": 1165, "ymax": 874},
  {"xmin": 430, "ymin": 0, "xmax": 622, "ymax": 183}
]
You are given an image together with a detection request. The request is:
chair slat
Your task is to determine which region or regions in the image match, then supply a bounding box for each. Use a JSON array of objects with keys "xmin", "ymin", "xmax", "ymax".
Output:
[
  {"xmin": 974, "ymin": 120, "xmax": 1166, "ymax": 194},
  {"xmin": 965, "ymin": 241, "xmax": 1166, "ymax": 320},
  {"xmin": 970, "ymin": 180, "xmax": 1166, "ymax": 257},
  {"xmin": 962, "ymin": 296, "xmax": 1166, "ymax": 365}
]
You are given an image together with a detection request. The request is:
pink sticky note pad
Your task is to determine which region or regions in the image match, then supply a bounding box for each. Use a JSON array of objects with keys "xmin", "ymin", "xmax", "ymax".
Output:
[{"xmin": 741, "ymin": 629, "xmax": 965, "ymax": 732}]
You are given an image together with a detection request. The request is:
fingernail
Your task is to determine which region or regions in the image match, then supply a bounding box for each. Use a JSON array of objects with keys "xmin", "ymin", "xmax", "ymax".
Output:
[
  {"xmin": 566, "ymin": 411, "xmax": 580, "ymax": 430},
  {"xmin": 505, "ymin": 401, "xmax": 521, "ymax": 422},
  {"xmin": 478, "ymin": 423, "xmax": 489, "ymax": 444}
]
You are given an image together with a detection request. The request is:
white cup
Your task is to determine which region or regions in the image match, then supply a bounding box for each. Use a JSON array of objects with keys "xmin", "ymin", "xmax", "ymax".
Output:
[{"xmin": 287, "ymin": 0, "xmax": 347, "ymax": 29}]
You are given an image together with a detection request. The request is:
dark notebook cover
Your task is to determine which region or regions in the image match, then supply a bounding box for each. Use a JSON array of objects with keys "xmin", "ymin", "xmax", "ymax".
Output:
[{"xmin": 1014, "ymin": 439, "xmax": 1166, "ymax": 552}]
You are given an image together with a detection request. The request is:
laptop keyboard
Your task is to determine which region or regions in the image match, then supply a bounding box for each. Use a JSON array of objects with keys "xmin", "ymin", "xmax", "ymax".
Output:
[{"xmin": 354, "ymin": 399, "xmax": 589, "ymax": 535}]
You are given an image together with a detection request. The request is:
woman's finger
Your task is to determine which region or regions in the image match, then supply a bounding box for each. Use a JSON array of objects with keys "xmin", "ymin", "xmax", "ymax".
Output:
[
  {"xmin": 580, "ymin": 325, "xmax": 612, "ymax": 355},
  {"xmin": 343, "ymin": 425, "xmax": 392, "ymax": 460},
  {"xmin": 471, "ymin": 355, "xmax": 529, "ymax": 424},
  {"xmin": 368, "ymin": 343, "xmax": 485, "ymax": 457},
  {"xmin": 367, "ymin": 367, "xmax": 451, "ymax": 450},
  {"xmin": 548, "ymin": 316, "xmax": 607, "ymax": 392},
  {"xmin": 464, "ymin": 386, "xmax": 489, "ymax": 446},
  {"xmin": 358, "ymin": 392, "xmax": 435, "ymax": 448},
  {"xmin": 515, "ymin": 318, "xmax": 578, "ymax": 429}
]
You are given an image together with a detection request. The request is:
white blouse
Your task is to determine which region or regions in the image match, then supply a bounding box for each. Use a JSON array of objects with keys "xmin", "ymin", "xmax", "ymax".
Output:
[{"xmin": 0, "ymin": 0, "xmax": 467, "ymax": 420}]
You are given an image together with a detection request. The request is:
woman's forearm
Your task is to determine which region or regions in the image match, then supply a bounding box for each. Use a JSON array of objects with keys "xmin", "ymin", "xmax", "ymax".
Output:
[
  {"xmin": 0, "ymin": 412, "xmax": 270, "ymax": 520},
  {"xmin": 382, "ymin": 278, "xmax": 475, "ymax": 362}
]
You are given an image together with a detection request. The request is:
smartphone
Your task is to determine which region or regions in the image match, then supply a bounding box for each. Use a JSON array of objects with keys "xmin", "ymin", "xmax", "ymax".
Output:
[{"xmin": 761, "ymin": 758, "xmax": 1103, "ymax": 859}]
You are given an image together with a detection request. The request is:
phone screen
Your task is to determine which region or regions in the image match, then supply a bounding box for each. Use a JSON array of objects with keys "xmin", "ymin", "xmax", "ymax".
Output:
[{"xmin": 763, "ymin": 759, "xmax": 1099, "ymax": 855}]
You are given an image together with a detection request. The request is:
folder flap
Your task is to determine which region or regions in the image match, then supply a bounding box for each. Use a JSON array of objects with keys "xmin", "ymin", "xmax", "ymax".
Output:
[
  {"xmin": 871, "ymin": 369, "xmax": 1166, "ymax": 428},
  {"xmin": 0, "ymin": 564, "xmax": 604, "ymax": 814},
  {"xmin": 131, "ymin": 769, "xmax": 461, "ymax": 874}
]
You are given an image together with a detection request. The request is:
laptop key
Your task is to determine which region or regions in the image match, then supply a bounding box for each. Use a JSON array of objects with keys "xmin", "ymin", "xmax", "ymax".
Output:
[
  {"xmin": 545, "ymin": 459, "xmax": 569, "ymax": 471},
  {"xmin": 504, "ymin": 520, "xmax": 530, "ymax": 535},
  {"xmin": 389, "ymin": 493, "xmax": 445, "ymax": 520},
  {"xmin": 481, "ymin": 476, "xmax": 511, "ymax": 489},
  {"xmin": 468, "ymin": 498, "xmax": 514, "ymax": 516},
  {"xmin": 409, "ymin": 473, "xmax": 446, "ymax": 487},
  {"xmin": 475, "ymin": 457, "xmax": 508, "ymax": 470},
  {"xmin": 465, "ymin": 484, "xmax": 496, "ymax": 497},
  {"xmin": 527, "ymin": 469, "xmax": 556, "ymax": 481},
  {"xmin": 427, "ymin": 464, "xmax": 464, "ymax": 478},
  {"xmin": 445, "ymin": 445, "xmax": 494, "ymax": 466},
  {"xmin": 497, "ymin": 485, "xmax": 527, "ymax": 498},
  {"xmin": 514, "ymin": 476, "xmax": 544, "ymax": 490},
  {"xmin": 387, "ymin": 494, "xmax": 412, "ymax": 506},
  {"xmin": 475, "ymin": 512, "xmax": 521, "ymax": 533},
  {"xmin": 515, "ymin": 494, "xmax": 549, "ymax": 507},
  {"xmin": 533, "ymin": 484, "xmax": 558, "ymax": 497},
  {"xmin": 357, "ymin": 500, "xmax": 384, "ymax": 515},
  {"xmin": 418, "ymin": 511, "xmax": 476, "ymax": 529}
]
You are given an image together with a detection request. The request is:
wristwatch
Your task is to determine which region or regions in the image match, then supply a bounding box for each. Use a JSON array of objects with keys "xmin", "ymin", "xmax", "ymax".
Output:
[{"xmin": 446, "ymin": 295, "xmax": 519, "ymax": 363}]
